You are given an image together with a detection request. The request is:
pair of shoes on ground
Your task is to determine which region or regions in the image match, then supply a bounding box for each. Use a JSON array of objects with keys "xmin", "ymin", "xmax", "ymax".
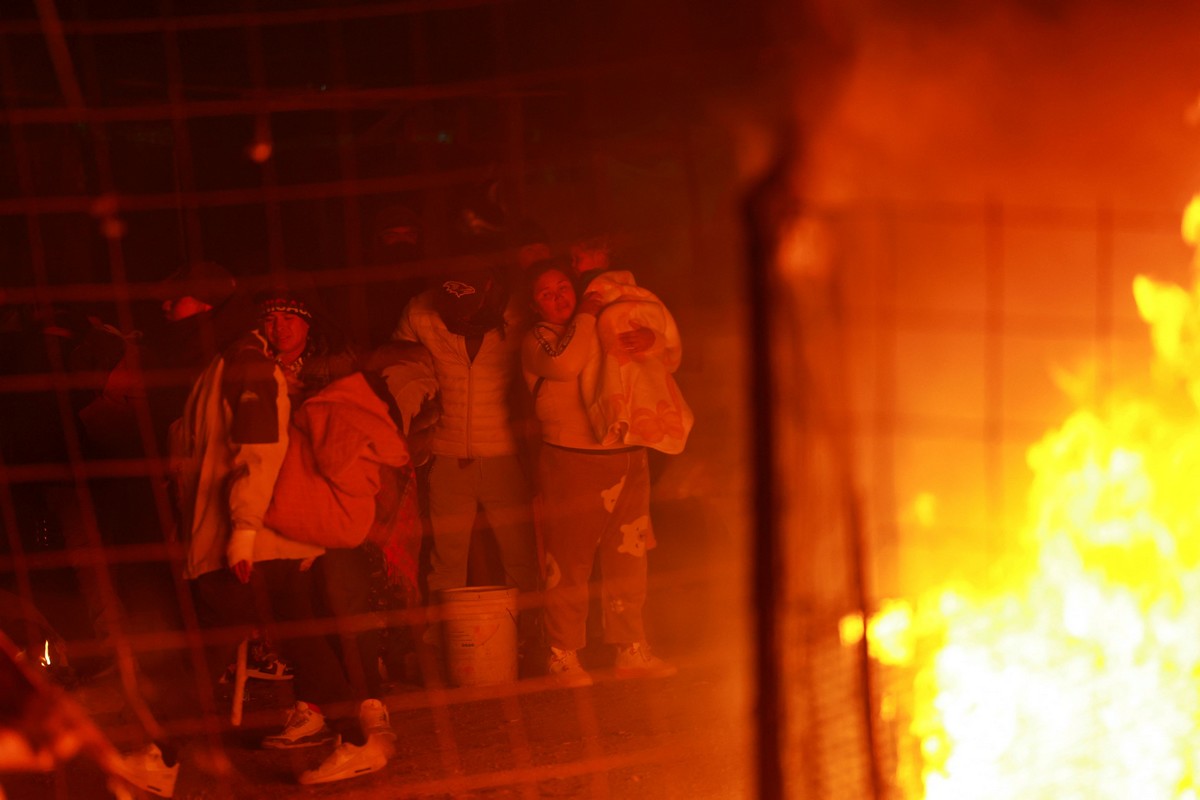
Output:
[
  {"xmin": 117, "ymin": 699, "xmax": 395, "ymax": 793},
  {"xmin": 548, "ymin": 642, "xmax": 677, "ymax": 687},
  {"xmin": 298, "ymin": 698, "xmax": 397, "ymax": 785},
  {"xmin": 260, "ymin": 697, "xmax": 392, "ymax": 751}
]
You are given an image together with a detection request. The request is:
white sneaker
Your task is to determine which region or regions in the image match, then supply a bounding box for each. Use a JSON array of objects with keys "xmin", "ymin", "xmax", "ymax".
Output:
[
  {"xmin": 614, "ymin": 642, "xmax": 677, "ymax": 679},
  {"xmin": 359, "ymin": 698, "xmax": 394, "ymax": 741},
  {"xmin": 548, "ymin": 647, "xmax": 593, "ymax": 688},
  {"xmin": 117, "ymin": 744, "xmax": 179, "ymax": 798},
  {"xmin": 298, "ymin": 735, "xmax": 390, "ymax": 785},
  {"xmin": 261, "ymin": 701, "xmax": 337, "ymax": 749}
]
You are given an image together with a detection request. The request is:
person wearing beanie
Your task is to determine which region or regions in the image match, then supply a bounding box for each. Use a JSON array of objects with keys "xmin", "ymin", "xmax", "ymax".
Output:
[
  {"xmin": 174, "ymin": 304, "xmax": 350, "ymax": 734},
  {"xmin": 249, "ymin": 286, "xmax": 402, "ymax": 785},
  {"xmin": 256, "ymin": 291, "xmax": 314, "ymax": 395},
  {"xmin": 128, "ymin": 293, "xmax": 357, "ymax": 783},
  {"xmin": 253, "ymin": 286, "xmax": 358, "ymax": 401}
]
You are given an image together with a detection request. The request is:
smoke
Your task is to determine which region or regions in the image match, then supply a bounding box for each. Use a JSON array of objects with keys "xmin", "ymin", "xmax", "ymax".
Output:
[{"xmin": 805, "ymin": 0, "xmax": 1200, "ymax": 211}]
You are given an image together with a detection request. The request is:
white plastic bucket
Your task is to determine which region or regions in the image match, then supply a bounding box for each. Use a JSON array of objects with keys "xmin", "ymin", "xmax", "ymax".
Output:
[{"xmin": 438, "ymin": 585, "xmax": 518, "ymax": 686}]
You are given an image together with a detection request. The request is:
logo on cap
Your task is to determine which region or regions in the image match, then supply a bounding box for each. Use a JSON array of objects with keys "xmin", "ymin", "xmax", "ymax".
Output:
[{"xmin": 443, "ymin": 280, "xmax": 477, "ymax": 298}]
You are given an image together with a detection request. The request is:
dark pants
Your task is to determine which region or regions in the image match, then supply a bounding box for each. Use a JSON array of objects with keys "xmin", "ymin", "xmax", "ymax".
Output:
[
  {"xmin": 317, "ymin": 547, "xmax": 384, "ymax": 700},
  {"xmin": 189, "ymin": 559, "xmax": 350, "ymax": 710},
  {"xmin": 538, "ymin": 446, "xmax": 654, "ymax": 652}
]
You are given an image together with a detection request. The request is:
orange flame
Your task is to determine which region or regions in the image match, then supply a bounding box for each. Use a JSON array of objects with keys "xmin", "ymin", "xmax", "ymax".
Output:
[{"xmin": 852, "ymin": 196, "xmax": 1200, "ymax": 799}]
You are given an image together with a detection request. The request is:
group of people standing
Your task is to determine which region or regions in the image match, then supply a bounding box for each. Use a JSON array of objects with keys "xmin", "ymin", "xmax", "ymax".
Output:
[{"xmin": 74, "ymin": 230, "xmax": 693, "ymax": 794}]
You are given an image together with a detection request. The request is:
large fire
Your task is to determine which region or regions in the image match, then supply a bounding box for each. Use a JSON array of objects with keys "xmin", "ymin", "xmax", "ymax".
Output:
[{"xmin": 848, "ymin": 197, "xmax": 1200, "ymax": 799}]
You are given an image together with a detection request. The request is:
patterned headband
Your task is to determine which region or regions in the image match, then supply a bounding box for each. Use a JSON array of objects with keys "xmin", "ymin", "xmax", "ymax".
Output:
[{"xmin": 259, "ymin": 297, "xmax": 313, "ymax": 321}]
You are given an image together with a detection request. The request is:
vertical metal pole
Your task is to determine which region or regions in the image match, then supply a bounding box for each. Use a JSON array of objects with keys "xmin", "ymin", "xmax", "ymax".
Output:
[
  {"xmin": 847, "ymin": 488, "xmax": 885, "ymax": 800},
  {"xmin": 744, "ymin": 149, "xmax": 885, "ymax": 800},
  {"xmin": 742, "ymin": 140, "xmax": 791, "ymax": 800}
]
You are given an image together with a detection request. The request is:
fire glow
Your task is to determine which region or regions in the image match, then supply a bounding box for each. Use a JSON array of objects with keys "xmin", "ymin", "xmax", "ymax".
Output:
[{"xmin": 848, "ymin": 196, "xmax": 1200, "ymax": 799}]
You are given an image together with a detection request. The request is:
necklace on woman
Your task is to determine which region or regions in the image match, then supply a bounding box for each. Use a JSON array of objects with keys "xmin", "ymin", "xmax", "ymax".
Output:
[{"xmin": 533, "ymin": 320, "xmax": 575, "ymax": 357}]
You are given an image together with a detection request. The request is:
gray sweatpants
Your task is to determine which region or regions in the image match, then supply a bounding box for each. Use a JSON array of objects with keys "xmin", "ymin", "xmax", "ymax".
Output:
[{"xmin": 425, "ymin": 454, "xmax": 539, "ymax": 598}]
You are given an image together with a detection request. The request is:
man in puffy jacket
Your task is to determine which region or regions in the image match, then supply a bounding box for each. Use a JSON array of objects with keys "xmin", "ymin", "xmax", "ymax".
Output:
[{"xmin": 392, "ymin": 268, "xmax": 539, "ymax": 655}]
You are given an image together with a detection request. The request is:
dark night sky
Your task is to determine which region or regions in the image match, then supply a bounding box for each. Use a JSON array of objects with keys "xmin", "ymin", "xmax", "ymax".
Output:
[{"xmin": 0, "ymin": 1, "xmax": 797, "ymax": 318}]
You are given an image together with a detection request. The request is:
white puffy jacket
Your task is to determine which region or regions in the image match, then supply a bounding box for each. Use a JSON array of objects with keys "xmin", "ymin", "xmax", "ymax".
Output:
[{"xmin": 392, "ymin": 290, "xmax": 522, "ymax": 458}]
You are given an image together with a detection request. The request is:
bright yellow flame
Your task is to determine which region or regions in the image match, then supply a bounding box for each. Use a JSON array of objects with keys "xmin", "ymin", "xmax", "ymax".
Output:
[
  {"xmin": 840, "ymin": 612, "xmax": 865, "ymax": 647},
  {"xmin": 868, "ymin": 197, "xmax": 1200, "ymax": 799},
  {"xmin": 902, "ymin": 491, "xmax": 939, "ymax": 528},
  {"xmin": 913, "ymin": 492, "xmax": 937, "ymax": 528},
  {"xmin": 1182, "ymin": 195, "xmax": 1200, "ymax": 248},
  {"xmin": 867, "ymin": 600, "xmax": 915, "ymax": 666},
  {"xmin": 41, "ymin": 639, "xmax": 50, "ymax": 667}
]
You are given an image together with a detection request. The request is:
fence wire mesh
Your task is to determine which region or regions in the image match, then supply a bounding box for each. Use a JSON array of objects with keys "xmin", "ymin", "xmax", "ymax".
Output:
[{"xmin": 0, "ymin": 2, "xmax": 778, "ymax": 799}]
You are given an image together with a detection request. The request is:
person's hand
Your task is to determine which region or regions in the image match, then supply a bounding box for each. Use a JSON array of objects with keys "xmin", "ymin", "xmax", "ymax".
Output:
[
  {"xmin": 227, "ymin": 528, "xmax": 256, "ymax": 584},
  {"xmin": 618, "ymin": 323, "xmax": 655, "ymax": 354},
  {"xmin": 577, "ymin": 291, "xmax": 605, "ymax": 317},
  {"xmin": 410, "ymin": 402, "xmax": 441, "ymax": 436},
  {"xmin": 406, "ymin": 427, "xmax": 435, "ymax": 467},
  {"xmin": 231, "ymin": 560, "xmax": 252, "ymax": 584}
]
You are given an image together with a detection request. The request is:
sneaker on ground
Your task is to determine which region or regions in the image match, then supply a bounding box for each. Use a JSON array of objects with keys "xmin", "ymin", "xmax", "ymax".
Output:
[
  {"xmin": 218, "ymin": 652, "xmax": 294, "ymax": 684},
  {"xmin": 359, "ymin": 698, "xmax": 394, "ymax": 741},
  {"xmin": 548, "ymin": 647, "xmax": 593, "ymax": 688},
  {"xmin": 261, "ymin": 701, "xmax": 337, "ymax": 749},
  {"xmin": 298, "ymin": 735, "xmax": 390, "ymax": 785},
  {"xmin": 247, "ymin": 653, "xmax": 294, "ymax": 681},
  {"xmin": 117, "ymin": 743, "xmax": 179, "ymax": 798},
  {"xmin": 614, "ymin": 642, "xmax": 678, "ymax": 679}
]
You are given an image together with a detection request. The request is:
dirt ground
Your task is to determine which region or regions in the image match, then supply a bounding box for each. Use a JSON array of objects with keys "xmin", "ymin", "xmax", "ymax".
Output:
[{"xmin": 1, "ymin": 496, "xmax": 754, "ymax": 800}]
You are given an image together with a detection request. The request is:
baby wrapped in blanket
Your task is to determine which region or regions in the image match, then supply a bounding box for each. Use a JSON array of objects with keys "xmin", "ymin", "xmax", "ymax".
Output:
[{"xmin": 580, "ymin": 270, "xmax": 693, "ymax": 455}]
